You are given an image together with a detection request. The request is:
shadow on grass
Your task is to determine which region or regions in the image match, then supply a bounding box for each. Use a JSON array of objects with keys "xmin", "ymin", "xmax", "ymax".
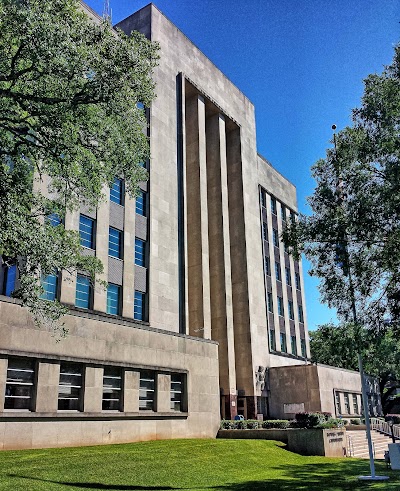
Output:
[{"xmin": 8, "ymin": 459, "xmax": 400, "ymax": 491}]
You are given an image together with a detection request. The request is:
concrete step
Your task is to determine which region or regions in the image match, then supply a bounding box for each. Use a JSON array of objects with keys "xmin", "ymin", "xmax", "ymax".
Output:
[{"xmin": 347, "ymin": 429, "xmax": 392, "ymax": 459}]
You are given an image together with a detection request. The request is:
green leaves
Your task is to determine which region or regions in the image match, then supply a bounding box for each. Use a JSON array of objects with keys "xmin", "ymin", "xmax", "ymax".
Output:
[{"xmin": 0, "ymin": 0, "xmax": 159, "ymax": 330}]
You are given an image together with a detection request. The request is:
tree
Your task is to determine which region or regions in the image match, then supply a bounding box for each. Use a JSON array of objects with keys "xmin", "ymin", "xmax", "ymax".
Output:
[
  {"xmin": 0, "ymin": 0, "xmax": 159, "ymax": 333},
  {"xmin": 283, "ymin": 44, "xmax": 400, "ymax": 332},
  {"xmin": 310, "ymin": 323, "xmax": 400, "ymax": 413}
]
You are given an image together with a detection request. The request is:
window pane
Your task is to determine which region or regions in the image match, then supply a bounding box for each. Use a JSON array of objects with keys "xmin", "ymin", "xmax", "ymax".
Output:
[
  {"xmin": 103, "ymin": 367, "xmax": 122, "ymax": 411},
  {"xmin": 275, "ymin": 263, "xmax": 281, "ymax": 282},
  {"xmin": 41, "ymin": 273, "xmax": 58, "ymax": 301},
  {"xmin": 75, "ymin": 275, "xmax": 91, "ymax": 309},
  {"xmin": 272, "ymin": 229, "xmax": 279, "ymax": 247},
  {"xmin": 135, "ymin": 238, "xmax": 145, "ymax": 267},
  {"xmin": 288, "ymin": 301, "xmax": 294, "ymax": 320},
  {"xmin": 5, "ymin": 358, "xmax": 35, "ymax": 410},
  {"xmin": 264, "ymin": 257, "xmax": 270, "ymax": 276},
  {"xmin": 79, "ymin": 215, "xmax": 95, "ymax": 249},
  {"xmin": 109, "ymin": 227, "xmax": 122, "ymax": 258},
  {"xmin": 58, "ymin": 362, "xmax": 82, "ymax": 411},
  {"xmin": 47, "ymin": 213, "xmax": 61, "ymax": 227},
  {"xmin": 170, "ymin": 373, "xmax": 183, "ymax": 411},
  {"xmin": 301, "ymin": 338, "xmax": 307, "ymax": 357},
  {"xmin": 110, "ymin": 178, "xmax": 124, "ymax": 205},
  {"xmin": 269, "ymin": 329, "xmax": 276, "ymax": 351},
  {"xmin": 136, "ymin": 191, "xmax": 146, "ymax": 216},
  {"xmin": 3, "ymin": 264, "xmax": 17, "ymax": 297},
  {"xmin": 134, "ymin": 291, "xmax": 144, "ymax": 320},
  {"xmin": 291, "ymin": 335, "xmax": 297, "ymax": 355},
  {"xmin": 262, "ymin": 223, "xmax": 268, "ymax": 241},
  {"xmin": 277, "ymin": 297, "xmax": 284, "ymax": 316},
  {"xmin": 295, "ymin": 273, "xmax": 301, "ymax": 290},
  {"xmin": 298, "ymin": 305, "xmax": 304, "ymax": 323},
  {"xmin": 280, "ymin": 333, "xmax": 287, "ymax": 353},
  {"xmin": 139, "ymin": 370, "xmax": 155, "ymax": 410},
  {"xmin": 285, "ymin": 267, "xmax": 291, "ymax": 285},
  {"xmin": 271, "ymin": 197, "xmax": 277, "ymax": 215},
  {"xmin": 107, "ymin": 284, "xmax": 121, "ymax": 315}
]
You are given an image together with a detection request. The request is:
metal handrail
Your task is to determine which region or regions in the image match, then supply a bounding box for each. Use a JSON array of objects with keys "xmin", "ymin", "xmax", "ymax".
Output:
[
  {"xmin": 347, "ymin": 435, "xmax": 354, "ymax": 457},
  {"xmin": 370, "ymin": 417, "xmax": 400, "ymax": 440}
]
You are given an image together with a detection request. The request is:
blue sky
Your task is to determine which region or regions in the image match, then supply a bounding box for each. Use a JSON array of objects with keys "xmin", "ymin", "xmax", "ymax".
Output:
[{"xmin": 86, "ymin": 0, "xmax": 399, "ymax": 330}]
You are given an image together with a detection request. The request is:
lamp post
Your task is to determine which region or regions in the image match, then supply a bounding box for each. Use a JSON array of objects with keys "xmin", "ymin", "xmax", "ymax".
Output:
[{"xmin": 331, "ymin": 125, "xmax": 388, "ymax": 482}]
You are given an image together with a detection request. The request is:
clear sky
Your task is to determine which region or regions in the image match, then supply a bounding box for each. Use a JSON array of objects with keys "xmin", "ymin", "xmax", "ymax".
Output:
[{"xmin": 86, "ymin": 0, "xmax": 399, "ymax": 330}]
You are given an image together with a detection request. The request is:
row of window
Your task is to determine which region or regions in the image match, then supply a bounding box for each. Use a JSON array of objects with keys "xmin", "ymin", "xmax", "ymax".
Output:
[
  {"xmin": 40, "ymin": 272, "xmax": 146, "ymax": 321},
  {"xmin": 263, "ymin": 223, "xmax": 292, "ymax": 255},
  {"xmin": 335, "ymin": 391, "xmax": 361, "ymax": 416},
  {"xmin": 260, "ymin": 190, "xmax": 295, "ymax": 223},
  {"xmin": 269, "ymin": 330, "xmax": 307, "ymax": 357},
  {"xmin": 79, "ymin": 215, "xmax": 147, "ymax": 266},
  {"xmin": 4, "ymin": 357, "xmax": 184, "ymax": 413},
  {"xmin": 264, "ymin": 257, "xmax": 301, "ymax": 290},
  {"xmin": 266, "ymin": 292, "xmax": 304, "ymax": 322}
]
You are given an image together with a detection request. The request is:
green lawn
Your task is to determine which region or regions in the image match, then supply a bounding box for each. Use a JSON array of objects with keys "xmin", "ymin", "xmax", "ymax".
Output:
[{"xmin": 0, "ymin": 439, "xmax": 399, "ymax": 491}]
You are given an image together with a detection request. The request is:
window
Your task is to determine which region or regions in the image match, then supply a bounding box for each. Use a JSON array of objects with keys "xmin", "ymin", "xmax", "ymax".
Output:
[
  {"xmin": 135, "ymin": 238, "xmax": 146, "ymax": 267},
  {"xmin": 335, "ymin": 392, "xmax": 341, "ymax": 415},
  {"xmin": 109, "ymin": 227, "xmax": 122, "ymax": 259},
  {"xmin": 75, "ymin": 275, "xmax": 92, "ymax": 309},
  {"xmin": 107, "ymin": 283, "xmax": 121, "ymax": 315},
  {"xmin": 47, "ymin": 213, "xmax": 61, "ymax": 226},
  {"xmin": 171, "ymin": 373, "xmax": 183, "ymax": 411},
  {"xmin": 344, "ymin": 393, "xmax": 350, "ymax": 414},
  {"xmin": 281, "ymin": 205, "xmax": 286, "ymax": 222},
  {"xmin": 262, "ymin": 222, "xmax": 268, "ymax": 241},
  {"xmin": 41, "ymin": 272, "xmax": 58, "ymax": 301},
  {"xmin": 134, "ymin": 291, "xmax": 145, "ymax": 320},
  {"xmin": 285, "ymin": 267, "xmax": 291, "ymax": 285},
  {"xmin": 295, "ymin": 272, "xmax": 301, "ymax": 290},
  {"xmin": 264, "ymin": 256, "xmax": 271, "ymax": 276},
  {"xmin": 5, "ymin": 358, "xmax": 35, "ymax": 410},
  {"xmin": 275, "ymin": 262, "xmax": 281, "ymax": 282},
  {"xmin": 352, "ymin": 394, "xmax": 359, "ymax": 415},
  {"xmin": 110, "ymin": 178, "xmax": 124, "ymax": 205},
  {"xmin": 79, "ymin": 215, "xmax": 95, "ymax": 249},
  {"xmin": 102, "ymin": 367, "xmax": 122, "ymax": 411},
  {"xmin": 298, "ymin": 305, "xmax": 304, "ymax": 323},
  {"xmin": 272, "ymin": 228, "xmax": 279, "ymax": 247},
  {"xmin": 288, "ymin": 300, "xmax": 294, "ymax": 320},
  {"xmin": 58, "ymin": 362, "xmax": 82, "ymax": 411},
  {"xmin": 269, "ymin": 329, "xmax": 276, "ymax": 351},
  {"xmin": 271, "ymin": 197, "xmax": 277, "ymax": 215},
  {"xmin": 139, "ymin": 370, "xmax": 155, "ymax": 410},
  {"xmin": 277, "ymin": 296, "xmax": 284, "ymax": 316},
  {"xmin": 291, "ymin": 335, "xmax": 297, "ymax": 355},
  {"xmin": 260, "ymin": 189, "xmax": 266, "ymax": 208},
  {"xmin": 136, "ymin": 191, "xmax": 146, "ymax": 216},
  {"xmin": 3, "ymin": 264, "xmax": 17, "ymax": 297},
  {"xmin": 280, "ymin": 332, "xmax": 287, "ymax": 353},
  {"xmin": 301, "ymin": 338, "xmax": 307, "ymax": 358},
  {"xmin": 267, "ymin": 292, "xmax": 273, "ymax": 313}
]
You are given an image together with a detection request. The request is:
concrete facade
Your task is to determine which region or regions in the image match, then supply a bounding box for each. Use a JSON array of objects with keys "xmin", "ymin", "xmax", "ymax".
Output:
[
  {"xmin": 269, "ymin": 364, "xmax": 382, "ymax": 420},
  {"xmin": 0, "ymin": 1, "xmax": 377, "ymax": 450}
]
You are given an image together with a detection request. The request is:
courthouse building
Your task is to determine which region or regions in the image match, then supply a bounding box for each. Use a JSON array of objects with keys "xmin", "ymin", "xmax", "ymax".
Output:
[{"xmin": 0, "ymin": 3, "xmax": 380, "ymax": 449}]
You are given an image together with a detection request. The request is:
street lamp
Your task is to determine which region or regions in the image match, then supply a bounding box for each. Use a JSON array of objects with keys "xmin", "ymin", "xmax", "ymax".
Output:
[{"xmin": 331, "ymin": 124, "xmax": 388, "ymax": 482}]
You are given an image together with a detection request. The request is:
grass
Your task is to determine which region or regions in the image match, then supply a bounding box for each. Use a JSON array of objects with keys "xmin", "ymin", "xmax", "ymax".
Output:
[{"xmin": 0, "ymin": 439, "xmax": 399, "ymax": 491}]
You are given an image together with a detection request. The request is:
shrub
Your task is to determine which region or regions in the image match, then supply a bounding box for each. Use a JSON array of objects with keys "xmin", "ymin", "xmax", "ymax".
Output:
[
  {"xmin": 220, "ymin": 420, "xmax": 235, "ymax": 430},
  {"xmin": 234, "ymin": 420, "xmax": 247, "ymax": 429},
  {"xmin": 295, "ymin": 412, "xmax": 328, "ymax": 428},
  {"xmin": 350, "ymin": 418, "xmax": 361, "ymax": 425},
  {"xmin": 385, "ymin": 414, "xmax": 400, "ymax": 424},
  {"xmin": 262, "ymin": 420, "xmax": 290, "ymax": 429},
  {"xmin": 246, "ymin": 420, "xmax": 260, "ymax": 429}
]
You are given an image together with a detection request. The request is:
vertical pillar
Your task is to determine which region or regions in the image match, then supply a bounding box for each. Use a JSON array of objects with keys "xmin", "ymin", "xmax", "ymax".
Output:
[
  {"xmin": 185, "ymin": 94, "xmax": 211, "ymax": 339},
  {"xmin": 93, "ymin": 185, "xmax": 110, "ymax": 313},
  {"xmin": 0, "ymin": 358, "xmax": 8, "ymax": 411},
  {"xmin": 35, "ymin": 361, "xmax": 60, "ymax": 412},
  {"xmin": 206, "ymin": 113, "xmax": 237, "ymax": 419},
  {"xmin": 157, "ymin": 373, "xmax": 171, "ymax": 413},
  {"xmin": 122, "ymin": 195, "xmax": 136, "ymax": 318},
  {"xmin": 60, "ymin": 210, "xmax": 79, "ymax": 306},
  {"xmin": 83, "ymin": 366, "xmax": 103, "ymax": 412},
  {"xmin": 124, "ymin": 370, "xmax": 139, "ymax": 412}
]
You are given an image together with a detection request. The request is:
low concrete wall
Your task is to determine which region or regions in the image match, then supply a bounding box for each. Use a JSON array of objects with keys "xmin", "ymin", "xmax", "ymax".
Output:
[
  {"xmin": 218, "ymin": 428, "xmax": 347, "ymax": 457},
  {"xmin": 287, "ymin": 429, "xmax": 347, "ymax": 457},
  {"xmin": 217, "ymin": 429, "xmax": 289, "ymax": 443}
]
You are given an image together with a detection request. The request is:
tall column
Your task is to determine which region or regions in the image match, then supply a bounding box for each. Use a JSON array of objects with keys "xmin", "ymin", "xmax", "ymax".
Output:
[
  {"xmin": 185, "ymin": 94, "xmax": 211, "ymax": 339},
  {"xmin": 35, "ymin": 361, "xmax": 59, "ymax": 412},
  {"xmin": 60, "ymin": 209, "xmax": 79, "ymax": 306},
  {"xmin": 122, "ymin": 195, "xmax": 136, "ymax": 318},
  {"xmin": 206, "ymin": 113, "xmax": 237, "ymax": 418},
  {"xmin": 93, "ymin": 185, "xmax": 110, "ymax": 313}
]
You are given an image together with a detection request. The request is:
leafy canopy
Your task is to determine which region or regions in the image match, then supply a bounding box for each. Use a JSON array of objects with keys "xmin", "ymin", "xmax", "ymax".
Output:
[
  {"xmin": 283, "ymin": 44, "xmax": 400, "ymax": 331},
  {"xmin": 0, "ymin": 0, "xmax": 159, "ymax": 333}
]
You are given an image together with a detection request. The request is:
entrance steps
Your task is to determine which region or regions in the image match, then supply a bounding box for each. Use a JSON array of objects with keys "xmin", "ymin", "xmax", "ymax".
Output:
[{"xmin": 347, "ymin": 429, "xmax": 392, "ymax": 459}]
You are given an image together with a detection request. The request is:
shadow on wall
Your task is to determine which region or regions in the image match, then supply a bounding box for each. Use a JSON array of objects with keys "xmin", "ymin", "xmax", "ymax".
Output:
[{"xmin": 8, "ymin": 460, "xmax": 400, "ymax": 491}]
